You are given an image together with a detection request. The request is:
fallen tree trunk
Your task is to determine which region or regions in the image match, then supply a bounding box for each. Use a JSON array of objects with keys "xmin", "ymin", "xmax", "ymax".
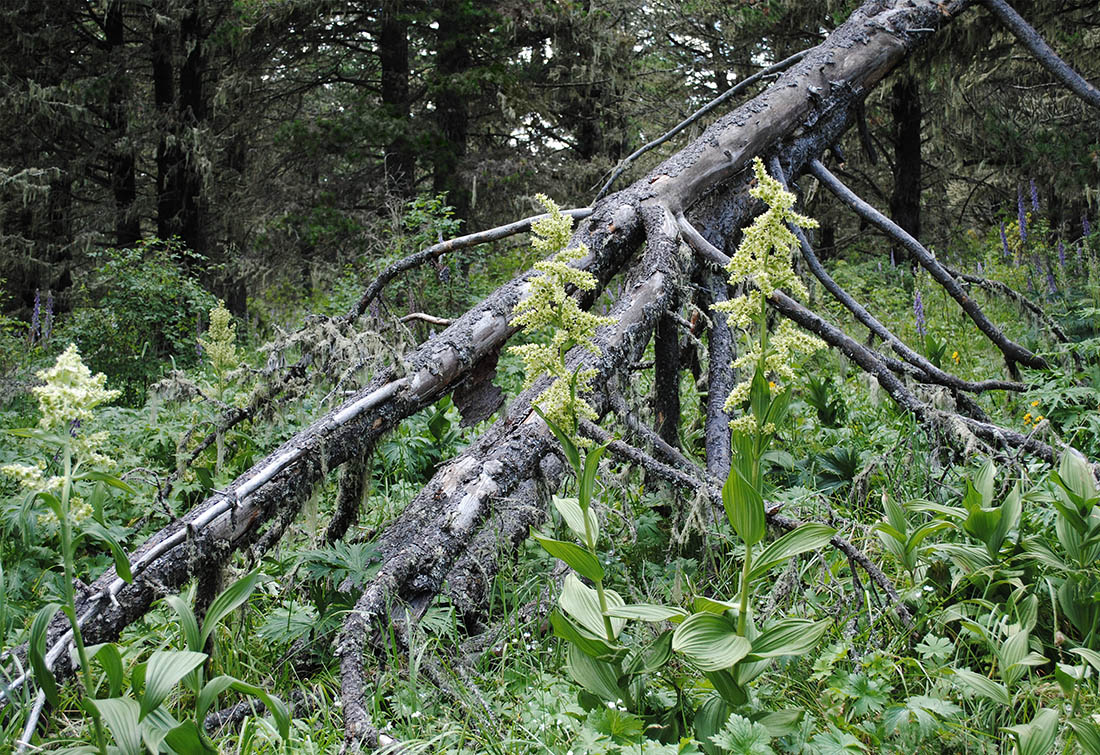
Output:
[{"xmin": 20, "ymin": 1, "xmax": 1100, "ymax": 750}]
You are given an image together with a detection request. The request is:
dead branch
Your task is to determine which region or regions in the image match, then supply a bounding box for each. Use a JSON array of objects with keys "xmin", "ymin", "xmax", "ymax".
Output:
[
  {"xmin": 809, "ymin": 159, "xmax": 1047, "ymax": 373},
  {"xmin": 980, "ymin": 0, "xmax": 1100, "ymax": 110},
  {"xmin": 595, "ymin": 49, "xmax": 812, "ymax": 200},
  {"xmin": 768, "ymin": 156, "xmax": 1025, "ymax": 396}
]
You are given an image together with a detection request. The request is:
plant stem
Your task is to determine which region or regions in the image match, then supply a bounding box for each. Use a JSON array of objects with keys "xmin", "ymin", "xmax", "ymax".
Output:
[{"xmin": 59, "ymin": 444, "xmax": 107, "ymax": 754}]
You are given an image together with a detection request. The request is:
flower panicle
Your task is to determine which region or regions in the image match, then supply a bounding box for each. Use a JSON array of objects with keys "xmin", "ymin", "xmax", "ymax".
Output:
[
  {"xmin": 509, "ymin": 195, "xmax": 616, "ymax": 440},
  {"xmin": 713, "ymin": 157, "xmax": 824, "ymax": 419}
]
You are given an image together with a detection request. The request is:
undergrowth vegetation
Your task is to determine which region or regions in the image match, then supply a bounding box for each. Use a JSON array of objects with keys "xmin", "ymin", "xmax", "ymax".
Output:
[{"xmin": 1, "ymin": 182, "xmax": 1099, "ymax": 754}]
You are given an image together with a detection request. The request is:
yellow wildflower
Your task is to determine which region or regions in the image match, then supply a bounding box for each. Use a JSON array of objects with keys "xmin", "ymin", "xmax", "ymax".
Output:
[{"xmin": 1031, "ymin": 400, "xmax": 1040, "ymax": 407}]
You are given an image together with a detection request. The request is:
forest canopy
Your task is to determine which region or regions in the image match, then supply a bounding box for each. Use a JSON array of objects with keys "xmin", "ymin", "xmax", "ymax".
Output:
[{"xmin": 1, "ymin": 0, "xmax": 1099, "ymax": 753}]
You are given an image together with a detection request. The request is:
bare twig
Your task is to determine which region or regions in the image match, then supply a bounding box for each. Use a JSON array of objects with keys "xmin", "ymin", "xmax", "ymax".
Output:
[
  {"xmin": 809, "ymin": 159, "xmax": 1046, "ymax": 372},
  {"xmin": 981, "ymin": 0, "xmax": 1100, "ymax": 110}
]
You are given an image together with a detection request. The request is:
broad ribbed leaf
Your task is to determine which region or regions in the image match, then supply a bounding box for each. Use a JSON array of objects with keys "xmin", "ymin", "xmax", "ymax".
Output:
[
  {"xmin": 974, "ymin": 458, "xmax": 996, "ymax": 508},
  {"xmin": 579, "ymin": 443, "xmax": 608, "ymax": 510},
  {"xmin": 1068, "ymin": 719, "xmax": 1100, "ymax": 755},
  {"xmin": 87, "ymin": 643, "xmax": 124, "ymax": 698},
  {"xmin": 1070, "ymin": 647, "xmax": 1100, "ymax": 674},
  {"xmin": 1003, "ymin": 708, "xmax": 1059, "ymax": 755},
  {"xmin": 73, "ymin": 470, "xmax": 136, "ymax": 494},
  {"xmin": 549, "ymin": 610, "xmax": 625, "ymax": 661},
  {"xmin": 623, "ymin": 630, "xmax": 673, "ymax": 676},
  {"xmin": 81, "ymin": 521, "xmax": 132, "ymax": 583},
  {"xmin": 565, "ymin": 644, "xmax": 623, "ymax": 702},
  {"xmin": 89, "ymin": 697, "xmax": 143, "ymax": 755},
  {"xmin": 672, "ymin": 612, "xmax": 750, "ymax": 671},
  {"xmin": 198, "ymin": 676, "xmax": 290, "ymax": 740},
  {"xmin": 164, "ymin": 595, "xmax": 202, "ymax": 654},
  {"xmin": 606, "ymin": 603, "xmax": 687, "ymax": 623},
  {"xmin": 200, "ymin": 572, "xmax": 267, "ymax": 645},
  {"xmin": 552, "ymin": 496, "xmax": 598, "ymax": 546},
  {"xmin": 30, "ymin": 602, "xmax": 61, "ymax": 707},
  {"xmin": 139, "ymin": 650, "xmax": 207, "ymax": 720},
  {"xmin": 164, "ymin": 720, "xmax": 216, "ymax": 753},
  {"xmin": 533, "ymin": 405, "xmax": 580, "ymax": 474},
  {"xmin": 722, "ymin": 466, "xmax": 765, "ymax": 547},
  {"xmin": 1058, "ymin": 450, "xmax": 1098, "ymax": 505},
  {"xmin": 747, "ymin": 619, "xmax": 826, "ymax": 660},
  {"xmin": 748, "ymin": 524, "xmax": 835, "ymax": 580},
  {"xmin": 536, "ymin": 535, "xmax": 603, "ymax": 581},
  {"xmin": 952, "ymin": 669, "xmax": 1010, "ymax": 706},
  {"xmin": 693, "ymin": 596, "xmax": 740, "ymax": 616},
  {"xmin": 558, "ymin": 573, "xmax": 624, "ymax": 637}
]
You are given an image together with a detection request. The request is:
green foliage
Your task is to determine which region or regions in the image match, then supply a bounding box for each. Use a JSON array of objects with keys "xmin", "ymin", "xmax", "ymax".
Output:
[{"xmin": 62, "ymin": 239, "xmax": 217, "ymax": 405}]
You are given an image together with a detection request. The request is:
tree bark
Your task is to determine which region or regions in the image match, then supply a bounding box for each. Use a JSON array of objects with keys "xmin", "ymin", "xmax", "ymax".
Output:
[
  {"xmin": 380, "ymin": 0, "xmax": 414, "ymax": 198},
  {"xmin": 889, "ymin": 75, "xmax": 921, "ymax": 256}
]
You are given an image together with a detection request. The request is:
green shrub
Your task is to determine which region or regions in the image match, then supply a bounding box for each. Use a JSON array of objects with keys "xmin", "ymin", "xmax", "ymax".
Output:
[{"xmin": 62, "ymin": 239, "xmax": 217, "ymax": 405}]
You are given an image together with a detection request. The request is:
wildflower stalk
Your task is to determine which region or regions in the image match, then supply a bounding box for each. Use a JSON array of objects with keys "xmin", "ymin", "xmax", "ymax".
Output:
[{"xmin": 711, "ymin": 157, "xmax": 824, "ymax": 637}]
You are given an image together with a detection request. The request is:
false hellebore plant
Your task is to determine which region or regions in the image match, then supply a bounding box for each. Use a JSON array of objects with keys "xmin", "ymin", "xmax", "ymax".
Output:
[
  {"xmin": 515, "ymin": 163, "xmax": 839, "ymax": 751},
  {"xmin": 4, "ymin": 346, "xmax": 287, "ymax": 753}
]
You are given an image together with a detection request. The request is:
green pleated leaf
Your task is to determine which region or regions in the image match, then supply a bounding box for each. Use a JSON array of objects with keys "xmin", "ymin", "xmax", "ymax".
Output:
[
  {"xmin": 605, "ymin": 603, "xmax": 687, "ymax": 623},
  {"xmin": 1058, "ymin": 450, "xmax": 1098, "ymax": 505},
  {"xmin": 533, "ymin": 405, "xmax": 580, "ymax": 474},
  {"xmin": 952, "ymin": 669, "xmax": 1010, "ymax": 706},
  {"xmin": 1002, "ymin": 708, "xmax": 1059, "ymax": 755},
  {"xmin": 672, "ymin": 612, "xmax": 750, "ymax": 671},
  {"xmin": 579, "ymin": 443, "xmax": 608, "ymax": 510},
  {"xmin": 139, "ymin": 650, "xmax": 208, "ymax": 720},
  {"xmin": 552, "ymin": 496, "xmax": 598, "ymax": 546},
  {"xmin": 722, "ymin": 465, "xmax": 765, "ymax": 547},
  {"xmin": 623, "ymin": 629, "xmax": 673, "ymax": 677},
  {"xmin": 199, "ymin": 571, "xmax": 267, "ymax": 645},
  {"xmin": 197, "ymin": 675, "xmax": 291, "ymax": 741},
  {"xmin": 692, "ymin": 596, "xmax": 740, "ymax": 616},
  {"xmin": 748, "ymin": 523, "xmax": 836, "ymax": 580},
  {"xmin": 164, "ymin": 595, "xmax": 202, "ymax": 654},
  {"xmin": 535, "ymin": 535, "xmax": 603, "ymax": 581},
  {"xmin": 29, "ymin": 602, "xmax": 61, "ymax": 708},
  {"xmin": 81, "ymin": 521, "xmax": 132, "ymax": 583},
  {"xmin": 73, "ymin": 470, "xmax": 137, "ymax": 495},
  {"xmin": 87, "ymin": 643, "xmax": 125, "ymax": 698},
  {"xmin": 164, "ymin": 720, "xmax": 217, "ymax": 753},
  {"xmin": 1069, "ymin": 647, "xmax": 1100, "ymax": 674},
  {"xmin": 565, "ymin": 644, "xmax": 624, "ymax": 702},
  {"xmin": 1069, "ymin": 718, "xmax": 1100, "ymax": 755},
  {"xmin": 558, "ymin": 573, "xmax": 623, "ymax": 637},
  {"xmin": 747, "ymin": 618, "xmax": 827, "ymax": 660},
  {"xmin": 89, "ymin": 697, "xmax": 143, "ymax": 755},
  {"xmin": 549, "ymin": 610, "xmax": 625, "ymax": 662}
]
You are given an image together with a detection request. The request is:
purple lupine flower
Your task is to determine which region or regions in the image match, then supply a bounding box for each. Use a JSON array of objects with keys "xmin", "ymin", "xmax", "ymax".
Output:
[
  {"xmin": 1085, "ymin": 215, "xmax": 1093, "ymax": 238},
  {"xmin": 977, "ymin": 261, "xmax": 984, "ymax": 275},
  {"xmin": 1047, "ymin": 271, "xmax": 1058, "ymax": 295},
  {"xmin": 1029, "ymin": 178, "xmax": 1039, "ymax": 213},
  {"xmin": 30, "ymin": 289, "xmax": 40, "ymax": 343},
  {"xmin": 1017, "ymin": 188, "xmax": 1028, "ymax": 245},
  {"xmin": 890, "ymin": 248, "xmax": 896, "ymax": 268},
  {"xmin": 1000, "ymin": 221, "xmax": 1010, "ymax": 258},
  {"xmin": 877, "ymin": 261, "xmax": 882, "ymax": 273},
  {"xmin": 43, "ymin": 290, "xmax": 53, "ymax": 341},
  {"xmin": 1058, "ymin": 241, "xmax": 1066, "ymax": 269},
  {"xmin": 914, "ymin": 290, "xmax": 927, "ymax": 337}
]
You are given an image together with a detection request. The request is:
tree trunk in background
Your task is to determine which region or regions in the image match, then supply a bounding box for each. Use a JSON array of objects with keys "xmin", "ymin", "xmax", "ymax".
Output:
[
  {"xmin": 381, "ymin": 0, "xmax": 415, "ymax": 198},
  {"xmin": 432, "ymin": 0, "xmax": 472, "ymax": 222},
  {"xmin": 890, "ymin": 75, "xmax": 922, "ymax": 258},
  {"xmin": 106, "ymin": 0, "xmax": 140, "ymax": 247},
  {"xmin": 154, "ymin": 0, "xmax": 210, "ymax": 257}
]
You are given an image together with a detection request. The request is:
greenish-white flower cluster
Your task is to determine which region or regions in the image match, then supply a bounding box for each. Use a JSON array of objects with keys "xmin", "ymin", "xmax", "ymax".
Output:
[
  {"xmin": 510, "ymin": 195, "xmax": 615, "ymax": 437},
  {"xmin": 198, "ymin": 301, "xmax": 239, "ymax": 377},
  {"xmin": 714, "ymin": 158, "xmax": 824, "ymax": 428},
  {"xmin": 2, "ymin": 344, "xmax": 120, "ymax": 526}
]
